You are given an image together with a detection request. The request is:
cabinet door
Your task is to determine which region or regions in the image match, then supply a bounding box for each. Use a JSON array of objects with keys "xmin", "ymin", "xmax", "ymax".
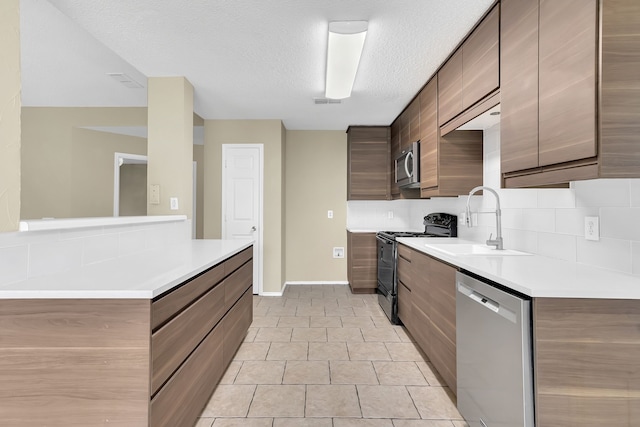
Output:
[
  {"xmin": 427, "ymin": 257, "xmax": 457, "ymax": 394},
  {"xmin": 419, "ymin": 77, "xmax": 438, "ymax": 190},
  {"xmin": 347, "ymin": 232, "xmax": 377, "ymax": 293},
  {"xmin": 407, "ymin": 98, "xmax": 420, "ymax": 144},
  {"xmin": 538, "ymin": 0, "xmax": 597, "ymax": 166},
  {"xmin": 347, "ymin": 127, "xmax": 390, "ymax": 200},
  {"xmin": 390, "ymin": 119, "xmax": 402, "ymax": 199},
  {"xmin": 462, "ymin": 4, "xmax": 500, "ymax": 111},
  {"xmin": 501, "ymin": 0, "xmax": 540, "ymax": 173},
  {"xmin": 438, "ymin": 49, "xmax": 463, "ymax": 126}
]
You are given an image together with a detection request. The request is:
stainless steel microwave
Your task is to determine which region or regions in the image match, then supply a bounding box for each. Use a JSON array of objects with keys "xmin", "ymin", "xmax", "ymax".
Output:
[{"xmin": 395, "ymin": 141, "xmax": 420, "ymax": 188}]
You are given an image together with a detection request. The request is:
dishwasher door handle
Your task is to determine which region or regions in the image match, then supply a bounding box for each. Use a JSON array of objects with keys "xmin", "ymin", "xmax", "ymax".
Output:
[{"xmin": 457, "ymin": 282, "xmax": 517, "ymax": 323}]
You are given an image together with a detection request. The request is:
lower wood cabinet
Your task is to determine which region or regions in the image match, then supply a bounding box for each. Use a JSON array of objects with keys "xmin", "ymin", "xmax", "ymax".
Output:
[
  {"xmin": 0, "ymin": 246, "xmax": 254, "ymax": 427},
  {"xmin": 397, "ymin": 243, "xmax": 457, "ymax": 393},
  {"xmin": 347, "ymin": 231, "xmax": 377, "ymax": 294},
  {"xmin": 533, "ymin": 298, "xmax": 640, "ymax": 426}
]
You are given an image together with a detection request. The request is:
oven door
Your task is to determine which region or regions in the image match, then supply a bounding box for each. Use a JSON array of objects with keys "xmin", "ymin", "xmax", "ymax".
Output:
[{"xmin": 376, "ymin": 235, "xmax": 397, "ymax": 323}]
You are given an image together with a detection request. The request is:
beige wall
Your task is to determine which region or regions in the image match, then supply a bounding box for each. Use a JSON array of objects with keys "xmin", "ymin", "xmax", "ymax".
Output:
[
  {"xmin": 20, "ymin": 107, "xmax": 147, "ymax": 219},
  {"xmin": 119, "ymin": 164, "xmax": 147, "ymax": 216},
  {"xmin": 0, "ymin": 0, "xmax": 21, "ymax": 232},
  {"xmin": 285, "ymin": 130, "xmax": 348, "ymax": 282},
  {"xmin": 193, "ymin": 144, "xmax": 205, "ymax": 239},
  {"xmin": 204, "ymin": 120, "xmax": 285, "ymax": 293},
  {"xmin": 147, "ymin": 77, "xmax": 194, "ymax": 218}
]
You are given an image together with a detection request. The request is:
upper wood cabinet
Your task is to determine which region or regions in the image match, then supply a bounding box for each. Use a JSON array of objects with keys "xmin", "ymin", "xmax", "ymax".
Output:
[
  {"xmin": 462, "ymin": 4, "xmax": 500, "ymax": 111},
  {"xmin": 437, "ymin": 49, "xmax": 463, "ymax": 126},
  {"xmin": 502, "ymin": 0, "xmax": 640, "ymax": 187},
  {"xmin": 390, "ymin": 101, "xmax": 421, "ymax": 200},
  {"xmin": 438, "ymin": 4, "xmax": 500, "ymax": 126},
  {"xmin": 419, "ymin": 77, "xmax": 439, "ymax": 190},
  {"xmin": 347, "ymin": 126, "xmax": 390, "ymax": 200}
]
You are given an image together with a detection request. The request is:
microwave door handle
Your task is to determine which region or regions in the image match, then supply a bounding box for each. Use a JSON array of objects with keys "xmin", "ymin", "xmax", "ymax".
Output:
[{"xmin": 405, "ymin": 151, "xmax": 413, "ymax": 179}]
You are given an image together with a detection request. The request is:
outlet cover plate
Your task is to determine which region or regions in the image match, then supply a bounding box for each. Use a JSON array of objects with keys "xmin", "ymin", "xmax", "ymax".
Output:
[
  {"xmin": 585, "ymin": 216, "xmax": 599, "ymax": 241},
  {"xmin": 333, "ymin": 247, "xmax": 345, "ymax": 258}
]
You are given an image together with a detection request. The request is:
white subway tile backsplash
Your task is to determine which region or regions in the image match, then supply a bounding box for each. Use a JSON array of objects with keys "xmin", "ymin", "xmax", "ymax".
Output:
[
  {"xmin": 577, "ymin": 237, "xmax": 632, "ymax": 274},
  {"xmin": 82, "ymin": 234, "xmax": 119, "ymax": 265},
  {"xmin": 632, "ymin": 242, "xmax": 640, "ymax": 275},
  {"xmin": 574, "ymin": 179, "xmax": 630, "ymax": 207},
  {"xmin": 600, "ymin": 207, "xmax": 640, "ymax": 241},
  {"xmin": 630, "ymin": 179, "xmax": 640, "ymax": 207},
  {"xmin": 0, "ymin": 245, "xmax": 28, "ymax": 285},
  {"xmin": 522, "ymin": 209, "xmax": 555, "ymax": 233},
  {"xmin": 555, "ymin": 207, "xmax": 599, "ymax": 236},
  {"xmin": 537, "ymin": 233, "xmax": 577, "ymax": 262},
  {"xmin": 537, "ymin": 189, "xmax": 576, "ymax": 209},
  {"xmin": 497, "ymin": 189, "xmax": 538, "ymax": 209},
  {"xmin": 503, "ymin": 229, "xmax": 538, "ymax": 254},
  {"xmin": 501, "ymin": 209, "xmax": 524, "ymax": 230}
]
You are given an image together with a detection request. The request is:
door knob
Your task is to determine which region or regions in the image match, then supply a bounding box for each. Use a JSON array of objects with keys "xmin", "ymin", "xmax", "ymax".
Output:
[{"xmin": 251, "ymin": 226, "xmax": 257, "ymax": 232}]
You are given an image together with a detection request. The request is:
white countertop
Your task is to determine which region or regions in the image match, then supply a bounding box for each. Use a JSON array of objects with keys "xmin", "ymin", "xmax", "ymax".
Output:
[
  {"xmin": 397, "ymin": 237, "xmax": 640, "ymax": 299},
  {"xmin": 19, "ymin": 215, "xmax": 187, "ymax": 231},
  {"xmin": 0, "ymin": 239, "xmax": 253, "ymax": 299}
]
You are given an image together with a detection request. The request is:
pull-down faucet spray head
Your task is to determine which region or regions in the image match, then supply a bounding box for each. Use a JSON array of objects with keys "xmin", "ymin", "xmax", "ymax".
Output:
[{"xmin": 466, "ymin": 186, "xmax": 503, "ymax": 250}]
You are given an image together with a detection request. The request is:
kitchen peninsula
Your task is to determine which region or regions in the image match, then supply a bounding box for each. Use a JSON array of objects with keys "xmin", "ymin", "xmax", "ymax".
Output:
[{"xmin": 0, "ymin": 217, "xmax": 253, "ymax": 427}]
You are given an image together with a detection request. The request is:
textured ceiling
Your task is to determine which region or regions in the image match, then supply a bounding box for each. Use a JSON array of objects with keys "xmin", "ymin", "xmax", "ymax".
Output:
[{"xmin": 21, "ymin": 0, "xmax": 495, "ymax": 130}]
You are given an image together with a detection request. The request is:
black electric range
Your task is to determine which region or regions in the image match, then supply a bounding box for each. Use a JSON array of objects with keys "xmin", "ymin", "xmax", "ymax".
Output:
[{"xmin": 376, "ymin": 213, "xmax": 457, "ymax": 324}]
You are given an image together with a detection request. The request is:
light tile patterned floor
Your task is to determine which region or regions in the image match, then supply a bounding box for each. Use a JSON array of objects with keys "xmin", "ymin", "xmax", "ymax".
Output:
[{"xmin": 197, "ymin": 285, "xmax": 468, "ymax": 427}]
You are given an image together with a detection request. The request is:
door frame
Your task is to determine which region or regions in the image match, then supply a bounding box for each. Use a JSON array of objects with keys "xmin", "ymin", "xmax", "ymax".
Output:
[
  {"xmin": 221, "ymin": 144, "xmax": 264, "ymax": 295},
  {"xmin": 113, "ymin": 152, "xmax": 148, "ymax": 217}
]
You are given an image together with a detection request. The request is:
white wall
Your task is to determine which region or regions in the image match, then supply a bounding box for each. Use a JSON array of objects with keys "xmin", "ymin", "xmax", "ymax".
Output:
[{"xmin": 347, "ymin": 122, "xmax": 640, "ymax": 277}]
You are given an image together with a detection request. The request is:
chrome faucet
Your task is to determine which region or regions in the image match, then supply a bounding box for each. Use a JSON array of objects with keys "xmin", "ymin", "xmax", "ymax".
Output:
[{"xmin": 466, "ymin": 186, "xmax": 503, "ymax": 250}]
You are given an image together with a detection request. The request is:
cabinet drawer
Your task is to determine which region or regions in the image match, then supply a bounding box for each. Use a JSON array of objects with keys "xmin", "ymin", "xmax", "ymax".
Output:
[
  {"xmin": 397, "ymin": 244, "xmax": 412, "ymax": 262},
  {"xmin": 152, "ymin": 262, "xmax": 225, "ymax": 330},
  {"xmin": 151, "ymin": 281, "xmax": 225, "ymax": 394},
  {"xmin": 397, "ymin": 281, "xmax": 412, "ymax": 325},
  {"xmin": 224, "ymin": 259, "xmax": 253, "ymax": 311},
  {"xmin": 150, "ymin": 324, "xmax": 224, "ymax": 427},
  {"xmin": 225, "ymin": 247, "xmax": 253, "ymax": 274},
  {"xmin": 223, "ymin": 288, "xmax": 253, "ymax": 367},
  {"xmin": 397, "ymin": 256, "xmax": 412, "ymax": 289}
]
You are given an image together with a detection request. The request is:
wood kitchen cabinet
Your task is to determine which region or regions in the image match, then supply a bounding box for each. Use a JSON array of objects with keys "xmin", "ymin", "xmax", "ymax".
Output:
[
  {"xmin": 419, "ymin": 75, "xmax": 484, "ymax": 198},
  {"xmin": 390, "ymin": 99, "xmax": 421, "ymax": 200},
  {"xmin": 347, "ymin": 231, "xmax": 377, "ymax": 294},
  {"xmin": 397, "ymin": 243, "xmax": 458, "ymax": 394},
  {"xmin": 347, "ymin": 126, "xmax": 390, "ymax": 200},
  {"xmin": 438, "ymin": 4, "xmax": 499, "ymax": 127},
  {"xmin": 502, "ymin": 0, "xmax": 640, "ymax": 187},
  {"xmin": 0, "ymin": 247, "xmax": 254, "ymax": 427},
  {"xmin": 533, "ymin": 298, "xmax": 640, "ymax": 426}
]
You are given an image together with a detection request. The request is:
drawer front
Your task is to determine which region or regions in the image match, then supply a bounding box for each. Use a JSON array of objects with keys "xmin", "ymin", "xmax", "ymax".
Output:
[
  {"xmin": 151, "ymin": 282, "xmax": 225, "ymax": 394},
  {"xmin": 223, "ymin": 288, "xmax": 253, "ymax": 367},
  {"xmin": 225, "ymin": 247, "xmax": 253, "ymax": 275},
  {"xmin": 397, "ymin": 281, "xmax": 412, "ymax": 325},
  {"xmin": 397, "ymin": 244, "xmax": 413, "ymax": 262},
  {"xmin": 150, "ymin": 325, "xmax": 224, "ymax": 427},
  {"xmin": 152, "ymin": 262, "xmax": 225, "ymax": 330},
  {"xmin": 397, "ymin": 256, "xmax": 412, "ymax": 289},
  {"xmin": 224, "ymin": 259, "xmax": 253, "ymax": 312}
]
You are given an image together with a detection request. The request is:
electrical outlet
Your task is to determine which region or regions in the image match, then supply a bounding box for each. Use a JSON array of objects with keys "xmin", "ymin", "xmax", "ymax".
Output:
[
  {"xmin": 333, "ymin": 247, "xmax": 345, "ymax": 258},
  {"xmin": 327, "ymin": 210, "xmax": 333, "ymax": 219},
  {"xmin": 585, "ymin": 216, "xmax": 599, "ymax": 241},
  {"xmin": 170, "ymin": 197, "xmax": 179, "ymax": 210},
  {"xmin": 388, "ymin": 211, "xmax": 394, "ymax": 219}
]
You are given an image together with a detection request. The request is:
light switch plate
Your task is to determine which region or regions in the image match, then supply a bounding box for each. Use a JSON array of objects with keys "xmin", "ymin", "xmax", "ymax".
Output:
[
  {"xmin": 150, "ymin": 184, "xmax": 160, "ymax": 205},
  {"xmin": 585, "ymin": 216, "xmax": 599, "ymax": 241},
  {"xmin": 327, "ymin": 210, "xmax": 333, "ymax": 219}
]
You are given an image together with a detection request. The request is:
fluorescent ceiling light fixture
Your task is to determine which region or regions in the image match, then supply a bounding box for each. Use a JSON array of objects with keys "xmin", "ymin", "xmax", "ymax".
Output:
[{"xmin": 325, "ymin": 21, "xmax": 368, "ymax": 100}]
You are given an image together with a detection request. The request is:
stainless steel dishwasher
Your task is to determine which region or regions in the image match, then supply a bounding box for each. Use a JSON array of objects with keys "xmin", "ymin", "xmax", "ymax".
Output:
[{"xmin": 456, "ymin": 271, "xmax": 534, "ymax": 427}]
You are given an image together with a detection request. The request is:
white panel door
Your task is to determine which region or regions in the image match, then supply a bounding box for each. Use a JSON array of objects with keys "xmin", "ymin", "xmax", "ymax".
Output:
[{"xmin": 222, "ymin": 145, "xmax": 263, "ymax": 294}]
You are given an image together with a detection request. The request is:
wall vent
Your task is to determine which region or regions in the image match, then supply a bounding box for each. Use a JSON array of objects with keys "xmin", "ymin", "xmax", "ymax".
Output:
[
  {"xmin": 107, "ymin": 73, "xmax": 144, "ymax": 89},
  {"xmin": 314, "ymin": 98, "xmax": 342, "ymax": 105}
]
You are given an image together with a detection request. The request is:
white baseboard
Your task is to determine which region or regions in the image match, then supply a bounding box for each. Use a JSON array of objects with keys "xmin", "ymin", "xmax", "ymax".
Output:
[{"xmin": 260, "ymin": 291, "xmax": 283, "ymax": 297}]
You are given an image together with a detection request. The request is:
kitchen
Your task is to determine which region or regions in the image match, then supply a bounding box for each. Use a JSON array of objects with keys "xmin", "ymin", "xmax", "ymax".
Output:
[{"xmin": 2, "ymin": 0, "xmax": 640, "ymax": 426}]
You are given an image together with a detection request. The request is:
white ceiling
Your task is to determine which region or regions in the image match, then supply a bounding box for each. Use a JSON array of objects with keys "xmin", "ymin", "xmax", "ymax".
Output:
[{"xmin": 20, "ymin": 0, "xmax": 495, "ymax": 130}]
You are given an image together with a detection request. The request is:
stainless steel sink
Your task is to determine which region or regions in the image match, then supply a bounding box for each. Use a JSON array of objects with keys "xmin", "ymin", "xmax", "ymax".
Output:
[{"xmin": 424, "ymin": 243, "xmax": 531, "ymax": 256}]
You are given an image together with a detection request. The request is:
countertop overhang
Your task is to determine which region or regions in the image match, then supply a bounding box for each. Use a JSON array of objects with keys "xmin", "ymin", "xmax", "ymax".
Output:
[
  {"xmin": 0, "ymin": 239, "xmax": 253, "ymax": 299},
  {"xmin": 397, "ymin": 237, "xmax": 640, "ymax": 299}
]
